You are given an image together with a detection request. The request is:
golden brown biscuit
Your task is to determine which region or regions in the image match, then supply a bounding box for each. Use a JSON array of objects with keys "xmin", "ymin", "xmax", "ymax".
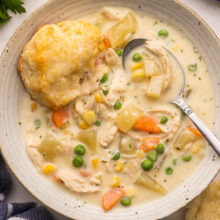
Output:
[
  {"xmin": 18, "ymin": 20, "xmax": 101, "ymax": 109},
  {"xmin": 186, "ymin": 180, "xmax": 220, "ymax": 220}
]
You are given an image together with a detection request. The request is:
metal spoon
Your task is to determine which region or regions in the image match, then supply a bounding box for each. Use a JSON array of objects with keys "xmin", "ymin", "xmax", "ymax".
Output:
[{"xmin": 122, "ymin": 38, "xmax": 220, "ymax": 156}]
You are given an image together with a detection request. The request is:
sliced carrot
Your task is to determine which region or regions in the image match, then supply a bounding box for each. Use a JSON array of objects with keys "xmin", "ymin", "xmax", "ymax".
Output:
[
  {"xmin": 79, "ymin": 169, "xmax": 92, "ymax": 178},
  {"xmin": 102, "ymin": 188, "xmax": 125, "ymax": 211},
  {"xmin": 187, "ymin": 126, "xmax": 203, "ymax": 138},
  {"xmin": 52, "ymin": 107, "xmax": 69, "ymax": 128},
  {"xmin": 134, "ymin": 115, "xmax": 162, "ymax": 134},
  {"xmin": 139, "ymin": 137, "xmax": 160, "ymax": 152},
  {"xmin": 103, "ymin": 36, "xmax": 112, "ymax": 48}
]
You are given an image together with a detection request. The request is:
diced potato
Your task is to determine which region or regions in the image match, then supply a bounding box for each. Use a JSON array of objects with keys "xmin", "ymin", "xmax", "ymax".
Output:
[
  {"xmin": 136, "ymin": 173, "xmax": 167, "ymax": 194},
  {"xmin": 77, "ymin": 129, "xmax": 97, "ymax": 152},
  {"xmin": 115, "ymin": 103, "xmax": 143, "ymax": 133},
  {"xmin": 146, "ymin": 75, "xmax": 164, "ymax": 98},
  {"xmin": 131, "ymin": 69, "xmax": 146, "ymax": 82},
  {"xmin": 144, "ymin": 59, "xmax": 161, "ymax": 77},
  {"xmin": 119, "ymin": 135, "xmax": 137, "ymax": 154},
  {"xmin": 106, "ymin": 11, "xmax": 137, "ymax": 48},
  {"xmin": 174, "ymin": 128, "xmax": 197, "ymax": 150},
  {"xmin": 38, "ymin": 133, "xmax": 64, "ymax": 160},
  {"xmin": 191, "ymin": 141, "xmax": 203, "ymax": 155}
]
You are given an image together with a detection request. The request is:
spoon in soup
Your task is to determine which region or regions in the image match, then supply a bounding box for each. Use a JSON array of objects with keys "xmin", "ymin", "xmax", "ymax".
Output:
[{"xmin": 122, "ymin": 38, "xmax": 220, "ymax": 156}]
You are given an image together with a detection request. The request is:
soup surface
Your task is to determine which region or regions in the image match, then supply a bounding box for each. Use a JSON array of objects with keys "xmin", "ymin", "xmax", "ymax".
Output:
[{"xmin": 20, "ymin": 7, "xmax": 215, "ymax": 211}]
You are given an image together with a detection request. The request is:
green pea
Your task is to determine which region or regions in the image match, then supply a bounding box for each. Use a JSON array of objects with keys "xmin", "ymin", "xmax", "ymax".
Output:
[
  {"xmin": 95, "ymin": 120, "xmax": 102, "ymax": 126},
  {"xmin": 160, "ymin": 115, "xmax": 168, "ymax": 124},
  {"xmin": 158, "ymin": 29, "xmax": 169, "ymax": 38},
  {"xmin": 114, "ymin": 101, "xmax": 122, "ymax": 110},
  {"xmin": 132, "ymin": 53, "xmax": 142, "ymax": 62},
  {"xmin": 74, "ymin": 144, "xmax": 86, "ymax": 156},
  {"xmin": 72, "ymin": 156, "xmax": 84, "ymax": 167},
  {"xmin": 182, "ymin": 154, "xmax": 192, "ymax": 162},
  {"xmin": 146, "ymin": 150, "xmax": 158, "ymax": 162},
  {"xmin": 156, "ymin": 143, "xmax": 165, "ymax": 154},
  {"xmin": 172, "ymin": 158, "xmax": 178, "ymax": 165},
  {"xmin": 188, "ymin": 64, "xmax": 197, "ymax": 72},
  {"xmin": 103, "ymin": 90, "xmax": 109, "ymax": 96},
  {"xmin": 34, "ymin": 119, "xmax": 41, "ymax": 130},
  {"xmin": 115, "ymin": 49, "xmax": 122, "ymax": 57},
  {"xmin": 141, "ymin": 159, "xmax": 153, "ymax": 171},
  {"xmin": 165, "ymin": 167, "xmax": 173, "ymax": 175},
  {"xmin": 120, "ymin": 196, "xmax": 131, "ymax": 206},
  {"xmin": 100, "ymin": 74, "xmax": 108, "ymax": 83},
  {"xmin": 112, "ymin": 152, "xmax": 120, "ymax": 160}
]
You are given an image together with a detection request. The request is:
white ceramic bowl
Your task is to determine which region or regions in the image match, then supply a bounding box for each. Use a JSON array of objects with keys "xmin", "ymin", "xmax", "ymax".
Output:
[{"xmin": 0, "ymin": 0, "xmax": 220, "ymax": 219}]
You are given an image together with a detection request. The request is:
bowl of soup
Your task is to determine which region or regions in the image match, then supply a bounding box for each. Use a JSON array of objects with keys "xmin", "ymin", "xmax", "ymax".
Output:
[{"xmin": 0, "ymin": 0, "xmax": 220, "ymax": 219}]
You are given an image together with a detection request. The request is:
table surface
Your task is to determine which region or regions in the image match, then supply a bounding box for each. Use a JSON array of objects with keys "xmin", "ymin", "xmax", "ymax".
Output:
[{"xmin": 0, "ymin": 0, "xmax": 220, "ymax": 219}]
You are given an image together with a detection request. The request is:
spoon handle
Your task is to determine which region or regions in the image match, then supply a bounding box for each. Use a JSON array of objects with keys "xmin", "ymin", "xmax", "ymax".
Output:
[{"xmin": 173, "ymin": 98, "xmax": 220, "ymax": 156}]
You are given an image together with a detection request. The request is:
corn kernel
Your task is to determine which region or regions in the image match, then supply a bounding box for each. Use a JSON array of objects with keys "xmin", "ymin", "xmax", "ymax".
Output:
[
  {"xmin": 192, "ymin": 141, "xmax": 203, "ymax": 155},
  {"xmin": 83, "ymin": 110, "xmax": 97, "ymax": 126},
  {"xmin": 99, "ymin": 42, "xmax": 105, "ymax": 51},
  {"xmin": 131, "ymin": 69, "xmax": 146, "ymax": 82},
  {"xmin": 127, "ymin": 188, "xmax": 135, "ymax": 197},
  {"xmin": 78, "ymin": 120, "xmax": 89, "ymax": 130},
  {"xmin": 43, "ymin": 164, "xmax": 55, "ymax": 175},
  {"xmin": 131, "ymin": 62, "xmax": 143, "ymax": 71},
  {"xmin": 31, "ymin": 103, "xmax": 37, "ymax": 111},
  {"xmin": 95, "ymin": 94, "xmax": 103, "ymax": 103},
  {"xmin": 91, "ymin": 158, "xmax": 99, "ymax": 169},
  {"xmin": 111, "ymin": 176, "xmax": 120, "ymax": 187},
  {"xmin": 114, "ymin": 161, "xmax": 123, "ymax": 172}
]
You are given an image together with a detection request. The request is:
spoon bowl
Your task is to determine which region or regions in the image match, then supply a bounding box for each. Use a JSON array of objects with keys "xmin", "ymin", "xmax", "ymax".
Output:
[{"xmin": 122, "ymin": 38, "xmax": 220, "ymax": 156}]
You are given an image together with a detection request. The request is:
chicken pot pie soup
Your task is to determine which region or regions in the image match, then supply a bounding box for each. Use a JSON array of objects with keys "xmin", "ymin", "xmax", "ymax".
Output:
[{"xmin": 19, "ymin": 7, "xmax": 215, "ymax": 211}]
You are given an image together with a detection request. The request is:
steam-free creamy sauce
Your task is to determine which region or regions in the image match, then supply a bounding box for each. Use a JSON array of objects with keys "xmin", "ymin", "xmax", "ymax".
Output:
[{"xmin": 21, "ymin": 7, "xmax": 214, "ymax": 210}]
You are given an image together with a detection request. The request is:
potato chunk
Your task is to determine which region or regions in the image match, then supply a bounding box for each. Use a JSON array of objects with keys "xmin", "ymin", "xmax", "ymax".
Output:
[
  {"xmin": 119, "ymin": 135, "xmax": 137, "ymax": 154},
  {"xmin": 106, "ymin": 11, "xmax": 137, "ymax": 48},
  {"xmin": 136, "ymin": 173, "xmax": 167, "ymax": 194},
  {"xmin": 146, "ymin": 75, "xmax": 164, "ymax": 98},
  {"xmin": 115, "ymin": 103, "xmax": 143, "ymax": 133},
  {"xmin": 144, "ymin": 59, "xmax": 161, "ymax": 77},
  {"xmin": 38, "ymin": 133, "xmax": 64, "ymax": 160},
  {"xmin": 174, "ymin": 128, "xmax": 197, "ymax": 150},
  {"xmin": 78, "ymin": 129, "xmax": 97, "ymax": 152}
]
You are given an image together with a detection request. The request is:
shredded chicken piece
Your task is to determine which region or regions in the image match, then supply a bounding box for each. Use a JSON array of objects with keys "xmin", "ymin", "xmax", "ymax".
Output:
[
  {"xmin": 27, "ymin": 146, "xmax": 44, "ymax": 170},
  {"xmin": 101, "ymin": 8, "xmax": 120, "ymax": 20},
  {"xmin": 57, "ymin": 169, "xmax": 100, "ymax": 193},
  {"xmin": 149, "ymin": 107, "xmax": 181, "ymax": 140},
  {"xmin": 105, "ymin": 48, "xmax": 120, "ymax": 67},
  {"xmin": 74, "ymin": 95, "xmax": 94, "ymax": 116},
  {"xmin": 103, "ymin": 69, "xmax": 127, "ymax": 105},
  {"xmin": 99, "ymin": 121, "xmax": 118, "ymax": 147},
  {"xmin": 96, "ymin": 103, "xmax": 114, "ymax": 120},
  {"xmin": 124, "ymin": 158, "xmax": 142, "ymax": 180},
  {"xmin": 144, "ymin": 40, "xmax": 172, "ymax": 89}
]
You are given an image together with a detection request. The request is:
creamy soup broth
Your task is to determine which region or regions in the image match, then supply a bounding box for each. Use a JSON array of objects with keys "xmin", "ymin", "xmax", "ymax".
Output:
[{"xmin": 21, "ymin": 7, "xmax": 215, "ymax": 210}]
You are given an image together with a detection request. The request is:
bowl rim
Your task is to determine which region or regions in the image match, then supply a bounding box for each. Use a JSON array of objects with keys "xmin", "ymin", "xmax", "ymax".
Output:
[{"xmin": 0, "ymin": 0, "xmax": 220, "ymax": 219}]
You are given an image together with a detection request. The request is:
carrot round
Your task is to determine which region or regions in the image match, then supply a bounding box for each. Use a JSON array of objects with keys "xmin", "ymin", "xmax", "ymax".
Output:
[
  {"xmin": 102, "ymin": 188, "xmax": 125, "ymax": 211},
  {"xmin": 187, "ymin": 126, "xmax": 203, "ymax": 138},
  {"xmin": 52, "ymin": 107, "xmax": 69, "ymax": 128},
  {"xmin": 139, "ymin": 137, "xmax": 160, "ymax": 152},
  {"xmin": 134, "ymin": 115, "xmax": 161, "ymax": 134}
]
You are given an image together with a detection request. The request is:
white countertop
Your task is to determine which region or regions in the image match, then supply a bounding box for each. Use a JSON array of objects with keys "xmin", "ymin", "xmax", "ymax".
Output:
[{"xmin": 0, "ymin": 0, "xmax": 219, "ymax": 219}]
